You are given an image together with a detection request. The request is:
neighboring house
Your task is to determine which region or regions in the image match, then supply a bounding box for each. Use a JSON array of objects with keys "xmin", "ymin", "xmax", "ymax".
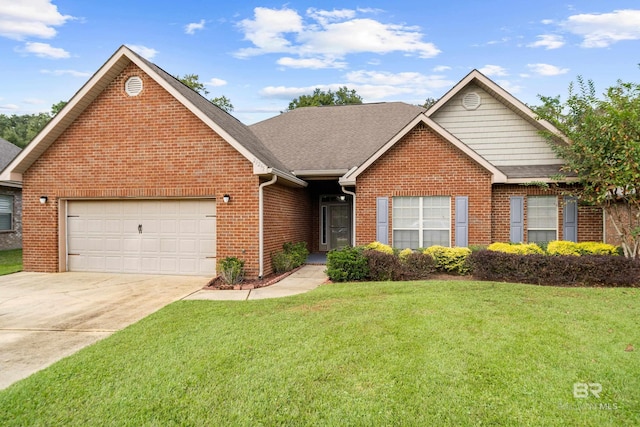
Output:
[
  {"xmin": 0, "ymin": 46, "xmax": 606, "ymax": 278},
  {"xmin": 0, "ymin": 138, "xmax": 22, "ymax": 250}
]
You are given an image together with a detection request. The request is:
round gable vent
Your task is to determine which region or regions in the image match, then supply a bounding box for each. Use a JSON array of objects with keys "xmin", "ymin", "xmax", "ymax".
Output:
[
  {"xmin": 462, "ymin": 92, "xmax": 481, "ymax": 110},
  {"xmin": 125, "ymin": 76, "xmax": 143, "ymax": 96}
]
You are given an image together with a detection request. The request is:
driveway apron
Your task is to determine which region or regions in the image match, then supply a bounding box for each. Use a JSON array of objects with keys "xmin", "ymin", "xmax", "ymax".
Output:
[{"xmin": 0, "ymin": 272, "xmax": 207, "ymax": 390}]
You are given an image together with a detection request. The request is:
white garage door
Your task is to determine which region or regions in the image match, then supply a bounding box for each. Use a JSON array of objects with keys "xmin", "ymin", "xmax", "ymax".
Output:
[{"xmin": 67, "ymin": 199, "xmax": 216, "ymax": 276}]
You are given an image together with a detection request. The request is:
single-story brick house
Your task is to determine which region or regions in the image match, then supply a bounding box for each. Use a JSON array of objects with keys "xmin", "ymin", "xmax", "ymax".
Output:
[
  {"xmin": 0, "ymin": 137, "xmax": 22, "ymax": 250},
  {"xmin": 0, "ymin": 46, "xmax": 608, "ymax": 278}
]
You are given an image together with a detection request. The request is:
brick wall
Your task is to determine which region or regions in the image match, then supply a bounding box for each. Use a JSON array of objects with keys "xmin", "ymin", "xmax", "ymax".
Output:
[
  {"xmin": 491, "ymin": 185, "xmax": 603, "ymax": 243},
  {"xmin": 356, "ymin": 122, "xmax": 493, "ymax": 246},
  {"xmin": 22, "ymin": 62, "xmax": 264, "ymax": 276},
  {"xmin": 263, "ymin": 182, "xmax": 312, "ymax": 276}
]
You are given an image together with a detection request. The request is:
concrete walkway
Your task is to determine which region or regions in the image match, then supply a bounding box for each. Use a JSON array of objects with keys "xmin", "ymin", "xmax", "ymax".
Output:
[{"xmin": 184, "ymin": 264, "xmax": 328, "ymax": 301}]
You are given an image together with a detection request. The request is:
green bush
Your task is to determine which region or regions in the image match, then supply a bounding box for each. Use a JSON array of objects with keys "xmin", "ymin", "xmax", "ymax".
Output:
[
  {"xmin": 326, "ymin": 246, "xmax": 369, "ymax": 282},
  {"xmin": 487, "ymin": 242, "xmax": 545, "ymax": 255},
  {"xmin": 218, "ymin": 257, "xmax": 245, "ymax": 285},
  {"xmin": 272, "ymin": 241, "xmax": 309, "ymax": 273},
  {"xmin": 423, "ymin": 245, "xmax": 472, "ymax": 275}
]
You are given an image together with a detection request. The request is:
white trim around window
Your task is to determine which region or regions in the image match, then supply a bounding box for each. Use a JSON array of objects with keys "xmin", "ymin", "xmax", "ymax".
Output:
[
  {"xmin": 392, "ymin": 196, "xmax": 451, "ymax": 249},
  {"xmin": 527, "ymin": 195, "xmax": 558, "ymax": 243}
]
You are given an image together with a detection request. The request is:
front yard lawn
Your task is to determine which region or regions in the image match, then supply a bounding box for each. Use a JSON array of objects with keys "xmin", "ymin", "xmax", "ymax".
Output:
[
  {"xmin": 0, "ymin": 280, "xmax": 638, "ymax": 426},
  {"xmin": 0, "ymin": 249, "xmax": 22, "ymax": 275}
]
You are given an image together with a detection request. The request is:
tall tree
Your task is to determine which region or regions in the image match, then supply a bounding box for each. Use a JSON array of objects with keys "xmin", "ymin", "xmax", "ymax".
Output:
[
  {"xmin": 287, "ymin": 86, "xmax": 363, "ymax": 111},
  {"xmin": 534, "ymin": 76, "xmax": 640, "ymax": 258},
  {"xmin": 0, "ymin": 112, "xmax": 51, "ymax": 148},
  {"xmin": 422, "ymin": 97, "xmax": 438, "ymax": 109},
  {"xmin": 176, "ymin": 74, "xmax": 234, "ymax": 112}
]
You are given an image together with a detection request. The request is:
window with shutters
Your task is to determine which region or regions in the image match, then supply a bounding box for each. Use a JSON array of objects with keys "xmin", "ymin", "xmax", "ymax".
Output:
[
  {"xmin": 392, "ymin": 196, "xmax": 450, "ymax": 249},
  {"xmin": 527, "ymin": 196, "xmax": 557, "ymax": 243},
  {"xmin": 0, "ymin": 195, "xmax": 13, "ymax": 231}
]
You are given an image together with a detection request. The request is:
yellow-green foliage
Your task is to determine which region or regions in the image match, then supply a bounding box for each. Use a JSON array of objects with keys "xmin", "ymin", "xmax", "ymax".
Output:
[
  {"xmin": 423, "ymin": 245, "xmax": 472, "ymax": 274},
  {"xmin": 487, "ymin": 242, "xmax": 545, "ymax": 255},
  {"xmin": 364, "ymin": 241, "xmax": 394, "ymax": 254},
  {"xmin": 577, "ymin": 242, "xmax": 619, "ymax": 256},
  {"xmin": 546, "ymin": 240, "xmax": 581, "ymax": 256},
  {"xmin": 398, "ymin": 248, "xmax": 414, "ymax": 261}
]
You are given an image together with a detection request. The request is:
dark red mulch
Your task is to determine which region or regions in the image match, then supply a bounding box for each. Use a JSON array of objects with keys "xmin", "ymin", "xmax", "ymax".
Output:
[{"xmin": 203, "ymin": 266, "xmax": 303, "ymax": 290}]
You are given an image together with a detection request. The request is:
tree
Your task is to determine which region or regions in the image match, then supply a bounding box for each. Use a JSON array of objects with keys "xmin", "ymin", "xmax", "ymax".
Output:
[
  {"xmin": 422, "ymin": 97, "xmax": 438, "ymax": 109},
  {"xmin": 0, "ymin": 112, "xmax": 51, "ymax": 148},
  {"xmin": 176, "ymin": 74, "xmax": 234, "ymax": 112},
  {"xmin": 51, "ymin": 101, "xmax": 68, "ymax": 116},
  {"xmin": 534, "ymin": 76, "xmax": 640, "ymax": 258},
  {"xmin": 287, "ymin": 86, "xmax": 363, "ymax": 111}
]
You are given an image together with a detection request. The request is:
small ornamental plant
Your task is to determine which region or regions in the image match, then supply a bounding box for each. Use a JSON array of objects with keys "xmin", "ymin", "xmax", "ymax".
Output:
[{"xmin": 218, "ymin": 257, "xmax": 245, "ymax": 285}]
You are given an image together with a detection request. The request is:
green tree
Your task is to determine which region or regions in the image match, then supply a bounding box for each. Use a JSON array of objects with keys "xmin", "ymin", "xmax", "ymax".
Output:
[
  {"xmin": 534, "ymin": 76, "xmax": 640, "ymax": 258},
  {"xmin": 0, "ymin": 112, "xmax": 51, "ymax": 148},
  {"xmin": 422, "ymin": 97, "xmax": 438, "ymax": 109},
  {"xmin": 287, "ymin": 86, "xmax": 363, "ymax": 111},
  {"xmin": 51, "ymin": 101, "xmax": 68, "ymax": 116},
  {"xmin": 176, "ymin": 74, "xmax": 234, "ymax": 112}
]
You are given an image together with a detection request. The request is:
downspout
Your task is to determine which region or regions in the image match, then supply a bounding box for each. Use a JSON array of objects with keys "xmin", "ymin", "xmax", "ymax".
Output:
[
  {"xmin": 259, "ymin": 174, "xmax": 278, "ymax": 278},
  {"xmin": 341, "ymin": 186, "xmax": 356, "ymax": 246}
]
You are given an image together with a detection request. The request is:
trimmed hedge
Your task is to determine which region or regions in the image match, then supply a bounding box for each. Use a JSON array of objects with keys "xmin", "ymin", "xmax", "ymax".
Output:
[
  {"xmin": 272, "ymin": 241, "xmax": 309, "ymax": 273},
  {"xmin": 423, "ymin": 246, "xmax": 471, "ymax": 275},
  {"xmin": 487, "ymin": 242, "xmax": 545, "ymax": 255},
  {"xmin": 470, "ymin": 250, "xmax": 640, "ymax": 287},
  {"xmin": 547, "ymin": 240, "xmax": 619, "ymax": 256},
  {"xmin": 326, "ymin": 246, "xmax": 369, "ymax": 282}
]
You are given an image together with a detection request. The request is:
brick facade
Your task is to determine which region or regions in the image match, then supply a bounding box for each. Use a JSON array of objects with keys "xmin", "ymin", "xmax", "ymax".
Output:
[
  {"xmin": 22, "ymin": 63, "xmax": 265, "ymax": 276},
  {"xmin": 356, "ymin": 122, "xmax": 493, "ymax": 247}
]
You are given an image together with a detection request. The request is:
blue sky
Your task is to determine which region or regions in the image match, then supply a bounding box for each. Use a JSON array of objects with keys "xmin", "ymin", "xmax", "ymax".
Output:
[{"xmin": 1, "ymin": 1, "xmax": 639, "ymax": 124}]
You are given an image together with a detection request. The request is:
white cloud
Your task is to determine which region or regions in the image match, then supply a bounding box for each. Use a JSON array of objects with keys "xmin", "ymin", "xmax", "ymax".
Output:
[
  {"xmin": 527, "ymin": 63, "xmax": 570, "ymax": 76},
  {"xmin": 23, "ymin": 98, "xmax": 45, "ymax": 105},
  {"xmin": 0, "ymin": 0, "xmax": 74, "ymax": 40},
  {"xmin": 432, "ymin": 65, "xmax": 451, "ymax": 72},
  {"xmin": 127, "ymin": 44, "xmax": 158, "ymax": 59},
  {"xmin": 40, "ymin": 68, "xmax": 90, "ymax": 77},
  {"xmin": 541, "ymin": 19, "xmax": 554, "ymax": 25},
  {"xmin": 562, "ymin": 9, "xmax": 640, "ymax": 48},
  {"xmin": 235, "ymin": 7, "xmax": 440, "ymax": 69},
  {"xmin": 205, "ymin": 78, "xmax": 227, "ymax": 87},
  {"xmin": 478, "ymin": 65, "xmax": 508, "ymax": 76},
  {"xmin": 0, "ymin": 104, "xmax": 20, "ymax": 111},
  {"xmin": 496, "ymin": 80, "xmax": 522, "ymax": 94},
  {"xmin": 277, "ymin": 56, "xmax": 347, "ymax": 69},
  {"xmin": 20, "ymin": 42, "xmax": 69, "ymax": 58},
  {"xmin": 259, "ymin": 70, "xmax": 454, "ymax": 102},
  {"xmin": 185, "ymin": 19, "xmax": 205, "ymax": 35},
  {"xmin": 527, "ymin": 34, "xmax": 565, "ymax": 49}
]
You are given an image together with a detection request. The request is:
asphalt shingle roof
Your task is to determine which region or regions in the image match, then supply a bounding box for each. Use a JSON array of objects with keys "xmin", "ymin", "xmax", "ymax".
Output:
[
  {"xmin": 250, "ymin": 102, "xmax": 426, "ymax": 172},
  {"xmin": 0, "ymin": 138, "xmax": 21, "ymax": 171}
]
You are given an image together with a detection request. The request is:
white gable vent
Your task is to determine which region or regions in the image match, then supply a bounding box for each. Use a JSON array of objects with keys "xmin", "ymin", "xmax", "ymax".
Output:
[
  {"xmin": 125, "ymin": 76, "xmax": 143, "ymax": 96},
  {"xmin": 462, "ymin": 92, "xmax": 481, "ymax": 110}
]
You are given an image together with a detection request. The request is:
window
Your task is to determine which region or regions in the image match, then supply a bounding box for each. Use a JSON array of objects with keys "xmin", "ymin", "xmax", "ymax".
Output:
[
  {"xmin": 392, "ymin": 196, "xmax": 450, "ymax": 249},
  {"xmin": 0, "ymin": 195, "xmax": 13, "ymax": 231},
  {"xmin": 527, "ymin": 196, "xmax": 557, "ymax": 243}
]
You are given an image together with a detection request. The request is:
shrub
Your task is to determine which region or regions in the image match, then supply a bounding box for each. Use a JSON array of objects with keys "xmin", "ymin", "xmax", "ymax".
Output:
[
  {"xmin": 326, "ymin": 246, "xmax": 369, "ymax": 282},
  {"xmin": 487, "ymin": 242, "xmax": 544, "ymax": 255},
  {"xmin": 218, "ymin": 257, "xmax": 245, "ymax": 285},
  {"xmin": 546, "ymin": 240, "xmax": 581, "ymax": 256},
  {"xmin": 398, "ymin": 248, "xmax": 414, "ymax": 261},
  {"xmin": 577, "ymin": 242, "xmax": 619, "ymax": 256},
  {"xmin": 364, "ymin": 241, "xmax": 394, "ymax": 254},
  {"xmin": 423, "ymin": 246, "xmax": 472, "ymax": 275},
  {"xmin": 272, "ymin": 241, "xmax": 309, "ymax": 273},
  {"xmin": 401, "ymin": 251, "xmax": 436, "ymax": 280},
  {"xmin": 469, "ymin": 250, "xmax": 640, "ymax": 287},
  {"xmin": 364, "ymin": 250, "xmax": 402, "ymax": 281}
]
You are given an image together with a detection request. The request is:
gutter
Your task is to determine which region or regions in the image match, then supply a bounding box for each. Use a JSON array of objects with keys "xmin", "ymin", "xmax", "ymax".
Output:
[
  {"xmin": 341, "ymin": 186, "xmax": 357, "ymax": 247},
  {"xmin": 258, "ymin": 174, "xmax": 278, "ymax": 278}
]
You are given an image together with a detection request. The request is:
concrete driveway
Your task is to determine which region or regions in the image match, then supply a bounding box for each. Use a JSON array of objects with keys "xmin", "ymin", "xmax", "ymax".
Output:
[{"xmin": 0, "ymin": 272, "xmax": 208, "ymax": 390}]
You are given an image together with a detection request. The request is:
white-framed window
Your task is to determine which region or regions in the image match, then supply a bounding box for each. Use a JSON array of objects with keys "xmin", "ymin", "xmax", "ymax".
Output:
[
  {"xmin": 392, "ymin": 196, "xmax": 450, "ymax": 249},
  {"xmin": 0, "ymin": 195, "xmax": 13, "ymax": 231},
  {"xmin": 527, "ymin": 196, "xmax": 557, "ymax": 243}
]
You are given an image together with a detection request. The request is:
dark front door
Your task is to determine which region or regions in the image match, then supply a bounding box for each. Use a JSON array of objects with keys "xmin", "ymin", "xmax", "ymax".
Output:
[{"xmin": 320, "ymin": 195, "xmax": 352, "ymax": 251}]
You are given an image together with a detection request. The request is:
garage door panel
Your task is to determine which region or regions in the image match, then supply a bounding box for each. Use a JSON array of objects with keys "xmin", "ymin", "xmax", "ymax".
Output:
[{"xmin": 67, "ymin": 199, "xmax": 216, "ymax": 276}]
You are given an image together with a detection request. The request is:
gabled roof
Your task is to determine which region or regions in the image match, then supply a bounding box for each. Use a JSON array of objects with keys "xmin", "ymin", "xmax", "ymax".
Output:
[
  {"xmin": 250, "ymin": 102, "xmax": 426, "ymax": 177},
  {"xmin": 0, "ymin": 138, "xmax": 21, "ymax": 171},
  {"xmin": 339, "ymin": 114, "xmax": 508, "ymax": 185},
  {"xmin": 426, "ymin": 69, "xmax": 567, "ymax": 182},
  {"xmin": 0, "ymin": 45, "xmax": 305, "ymax": 187}
]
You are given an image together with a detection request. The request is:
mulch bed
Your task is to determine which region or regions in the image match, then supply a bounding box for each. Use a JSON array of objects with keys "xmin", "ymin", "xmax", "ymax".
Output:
[{"xmin": 203, "ymin": 266, "xmax": 303, "ymax": 290}]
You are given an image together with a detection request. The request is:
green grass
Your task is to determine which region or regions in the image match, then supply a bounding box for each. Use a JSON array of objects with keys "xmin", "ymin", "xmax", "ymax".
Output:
[
  {"xmin": 1, "ymin": 281, "xmax": 638, "ymax": 426},
  {"xmin": 0, "ymin": 248, "xmax": 22, "ymax": 275}
]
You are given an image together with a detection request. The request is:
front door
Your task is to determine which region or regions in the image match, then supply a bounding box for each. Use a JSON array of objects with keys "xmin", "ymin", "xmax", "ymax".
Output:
[{"xmin": 320, "ymin": 195, "xmax": 352, "ymax": 251}]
